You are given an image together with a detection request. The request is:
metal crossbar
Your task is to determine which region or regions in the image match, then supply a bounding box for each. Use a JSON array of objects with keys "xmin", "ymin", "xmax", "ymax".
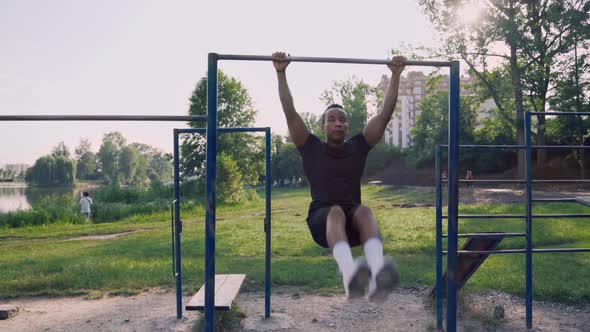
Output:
[
  {"xmin": 216, "ymin": 54, "xmax": 452, "ymax": 67},
  {"xmin": 440, "ymin": 144, "xmax": 590, "ymax": 149},
  {"xmin": 444, "ymin": 179, "xmax": 590, "ymax": 183},
  {"xmin": 442, "ymin": 233, "xmax": 526, "ymax": 238},
  {"xmin": 441, "ymin": 214, "xmax": 590, "ymax": 219},
  {"xmin": 435, "ymin": 109, "xmax": 590, "ymax": 331},
  {"xmin": 442, "ymin": 248, "xmax": 590, "ymax": 255},
  {"xmin": 0, "ymin": 115, "xmax": 207, "ymax": 122}
]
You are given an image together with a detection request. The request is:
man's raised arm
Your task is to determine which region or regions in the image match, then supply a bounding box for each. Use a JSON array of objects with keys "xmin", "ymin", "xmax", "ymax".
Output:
[
  {"xmin": 363, "ymin": 56, "xmax": 406, "ymax": 147},
  {"xmin": 273, "ymin": 52, "xmax": 309, "ymax": 148}
]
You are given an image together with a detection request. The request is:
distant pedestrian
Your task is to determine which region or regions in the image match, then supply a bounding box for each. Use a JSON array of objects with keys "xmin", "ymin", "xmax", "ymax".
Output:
[
  {"xmin": 465, "ymin": 170, "xmax": 474, "ymax": 189},
  {"xmin": 80, "ymin": 192, "xmax": 93, "ymax": 220},
  {"xmin": 441, "ymin": 170, "xmax": 448, "ymax": 187}
]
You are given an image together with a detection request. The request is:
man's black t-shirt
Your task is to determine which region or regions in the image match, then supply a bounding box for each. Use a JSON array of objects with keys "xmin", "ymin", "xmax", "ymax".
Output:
[{"xmin": 297, "ymin": 133, "xmax": 373, "ymax": 213}]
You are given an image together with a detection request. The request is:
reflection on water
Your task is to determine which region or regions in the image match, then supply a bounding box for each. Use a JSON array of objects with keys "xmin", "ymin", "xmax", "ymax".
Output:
[{"xmin": 0, "ymin": 184, "xmax": 89, "ymax": 213}]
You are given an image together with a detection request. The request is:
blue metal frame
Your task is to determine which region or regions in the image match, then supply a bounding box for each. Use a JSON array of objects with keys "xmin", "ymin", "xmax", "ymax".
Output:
[
  {"xmin": 173, "ymin": 131, "xmax": 183, "ymax": 319},
  {"xmin": 205, "ymin": 53, "xmax": 218, "ymax": 332},
  {"xmin": 434, "ymin": 112, "xmax": 590, "ymax": 331},
  {"xmin": 435, "ymin": 144, "xmax": 443, "ymax": 330},
  {"xmin": 525, "ymin": 112, "xmax": 534, "ymax": 329},
  {"xmin": 205, "ymin": 52, "xmax": 459, "ymax": 332},
  {"xmin": 172, "ymin": 127, "xmax": 272, "ymax": 322},
  {"xmin": 446, "ymin": 61, "xmax": 461, "ymax": 332}
]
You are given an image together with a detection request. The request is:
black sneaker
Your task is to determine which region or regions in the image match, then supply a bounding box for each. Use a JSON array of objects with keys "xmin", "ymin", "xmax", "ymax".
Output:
[
  {"xmin": 368, "ymin": 257, "xmax": 400, "ymax": 303},
  {"xmin": 346, "ymin": 257, "xmax": 371, "ymax": 299}
]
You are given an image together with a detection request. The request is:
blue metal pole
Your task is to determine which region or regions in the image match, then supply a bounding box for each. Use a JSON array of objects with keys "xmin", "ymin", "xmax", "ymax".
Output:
[
  {"xmin": 265, "ymin": 128, "xmax": 272, "ymax": 319},
  {"xmin": 435, "ymin": 144, "xmax": 443, "ymax": 330},
  {"xmin": 525, "ymin": 112, "xmax": 533, "ymax": 330},
  {"xmin": 174, "ymin": 130, "xmax": 182, "ymax": 319},
  {"xmin": 446, "ymin": 60, "xmax": 461, "ymax": 332},
  {"xmin": 204, "ymin": 53, "xmax": 218, "ymax": 332}
]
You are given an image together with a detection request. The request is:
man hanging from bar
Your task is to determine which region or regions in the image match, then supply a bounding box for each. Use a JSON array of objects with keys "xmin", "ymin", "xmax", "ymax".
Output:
[{"xmin": 272, "ymin": 52, "xmax": 406, "ymax": 302}]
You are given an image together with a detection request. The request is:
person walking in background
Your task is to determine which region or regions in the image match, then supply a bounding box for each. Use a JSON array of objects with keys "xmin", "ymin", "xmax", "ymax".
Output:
[
  {"xmin": 465, "ymin": 170, "xmax": 474, "ymax": 190},
  {"xmin": 80, "ymin": 191, "xmax": 93, "ymax": 220}
]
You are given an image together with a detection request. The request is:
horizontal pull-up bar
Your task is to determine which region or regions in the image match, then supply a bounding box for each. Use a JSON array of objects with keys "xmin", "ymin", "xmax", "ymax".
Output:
[
  {"xmin": 176, "ymin": 127, "xmax": 270, "ymax": 134},
  {"xmin": 442, "ymin": 179, "xmax": 590, "ymax": 183},
  {"xmin": 442, "ymin": 214, "xmax": 590, "ymax": 219},
  {"xmin": 215, "ymin": 54, "xmax": 453, "ymax": 67},
  {"xmin": 443, "ymin": 248, "xmax": 590, "ymax": 255},
  {"xmin": 530, "ymin": 112, "xmax": 590, "ymax": 116},
  {"xmin": 438, "ymin": 144, "xmax": 590, "ymax": 149},
  {"xmin": 0, "ymin": 115, "xmax": 207, "ymax": 122},
  {"xmin": 441, "ymin": 232, "xmax": 526, "ymax": 238}
]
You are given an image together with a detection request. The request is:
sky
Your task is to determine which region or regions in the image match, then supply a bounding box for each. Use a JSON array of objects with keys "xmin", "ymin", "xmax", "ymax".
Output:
[{"xmin": 0, "ymin": 0, "xmax": 441, "ymax": 165}]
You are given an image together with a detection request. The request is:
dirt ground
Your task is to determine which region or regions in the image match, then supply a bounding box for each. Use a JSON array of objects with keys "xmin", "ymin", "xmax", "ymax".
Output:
[
  {"xmin": 1, "ymin": 287, "xmax": 589, "ymax": 332},
  {"xmin": 2, "ymin": 186, "xmax": 590, "ymax": 331}
]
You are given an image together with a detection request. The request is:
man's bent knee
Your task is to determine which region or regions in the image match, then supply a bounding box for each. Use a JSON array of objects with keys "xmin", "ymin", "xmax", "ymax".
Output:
[
  {"xmin": 328, "ymin": 205, "xmax": 345, "ymax": 219},
  {"xmin": 353, "ymin": 205, "xmax": 380, "ymax": 241},
  {"xmin": 353, "ymin": 205, "xmax": 374, "ymax": 222}
]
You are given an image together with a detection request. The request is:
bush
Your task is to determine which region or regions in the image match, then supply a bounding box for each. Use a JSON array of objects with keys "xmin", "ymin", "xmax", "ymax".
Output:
[
  {"xmin": 365, "ymin": 142, "xmax": 403, "ymax": 177},
  {"xmin": 0, "ymin": 195, "xmax": 86, "ymax": 228},
  {"xmin": 93, "ymin": 184, "xmax": 141, "ymax": 203},
  {"xmin": 217, "ymin": 153, "xmax": 245, "ymax": 204},
  {"xmin": 91, "ymin": 201, "xmax": 169, "ymax": 223}
]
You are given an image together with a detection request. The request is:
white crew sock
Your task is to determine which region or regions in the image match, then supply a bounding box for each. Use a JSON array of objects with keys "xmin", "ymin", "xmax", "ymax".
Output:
[
  {"xmin": 333, "ymin": 241, "xmax": 355, "ymax": 282},
  {"xmin": 364, "ymin": 237, "xmax": 385, "ymax": 276}
]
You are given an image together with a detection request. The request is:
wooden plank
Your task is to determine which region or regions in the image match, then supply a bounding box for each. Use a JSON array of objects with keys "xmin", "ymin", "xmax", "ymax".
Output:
[
  {"xmin": 575, "ymin": 196, "xmax": 590, "ymax": 207},
  {"xmin": 185, "ymin": 274, "xmax": 246, "ymax": 311},
  {"xmin": 429, "ymin": 236, "xmax": 504, "ymax": 299},
  {"xmin": 186, "ymin": 275, "xmax": 228, "ymax": 311},
  {"xmin": 213, "ymin": 274, "xmax": 246, "ymax": 310}
]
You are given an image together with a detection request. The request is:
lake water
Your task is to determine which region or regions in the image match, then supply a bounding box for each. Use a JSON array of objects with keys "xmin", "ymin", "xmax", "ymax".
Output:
[{"xmin": 0, "ymin": 184, "xmax": 92, "ymax": 213}]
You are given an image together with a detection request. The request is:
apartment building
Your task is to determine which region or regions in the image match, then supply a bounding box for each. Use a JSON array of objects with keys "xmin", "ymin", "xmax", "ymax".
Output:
[{"xmin": 379, "ymin": 71, "xmax": 479, "ymax": 148}]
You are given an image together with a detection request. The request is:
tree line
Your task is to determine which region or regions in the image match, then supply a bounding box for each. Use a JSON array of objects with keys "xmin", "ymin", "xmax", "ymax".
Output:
[{"xmin": 25, "ymin": 135, "xmax": 173, "ymax": 187}]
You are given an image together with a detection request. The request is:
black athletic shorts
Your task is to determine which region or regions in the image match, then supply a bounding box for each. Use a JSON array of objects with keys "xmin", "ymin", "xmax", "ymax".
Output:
[{"xmin": 306, "ymin": 204, "xmax": 361, "ymax": 248}]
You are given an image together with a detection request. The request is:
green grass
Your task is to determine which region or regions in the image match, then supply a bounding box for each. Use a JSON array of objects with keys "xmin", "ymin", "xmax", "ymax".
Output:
[{"xmin": 1, "ymin": 185, "xmax": 589, "ymax": 305}]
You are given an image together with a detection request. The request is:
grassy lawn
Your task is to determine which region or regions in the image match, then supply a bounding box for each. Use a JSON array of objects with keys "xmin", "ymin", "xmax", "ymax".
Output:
[{"xmin": 1, "ymin": 185, "xmax": 589, "ymax": 304}]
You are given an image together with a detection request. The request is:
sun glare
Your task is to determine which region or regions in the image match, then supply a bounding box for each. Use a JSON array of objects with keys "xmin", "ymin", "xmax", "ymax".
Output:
[{"xmin": 456, "ymin": 1, "xmax": 486, "ymax": 26}]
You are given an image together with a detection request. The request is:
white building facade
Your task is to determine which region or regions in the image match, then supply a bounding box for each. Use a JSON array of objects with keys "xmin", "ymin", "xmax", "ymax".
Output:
[
  {"xmin": 383, "ymin": 97, "xmax": 412, "ymax": 148},
  {"xmin": 380, "ymin": 71, "xmax": 481, "ymax": 149}
]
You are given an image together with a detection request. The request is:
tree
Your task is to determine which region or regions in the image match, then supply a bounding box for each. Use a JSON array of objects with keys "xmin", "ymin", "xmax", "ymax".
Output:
[
  {"xmin": 51, "ymin": 142, "xmax": 70, "ymax": 159},
  {"xmin": 546, "ymin": 36, "xmax": 590, "ymax": 177},
  {"xmin": 419, "ymin": 0, "xmax": 590, "ymax": 175},
  {"xmin": 134, "ymin": 154, "xmax": 149, "ymax": 188},
  {"xmin": 147, "ymin": 152, "xmax": 173, "ymax": 182},
  {"xmin": 75, "ymin": 139, "xmax": 96, "ymax": 180},
  {"xmin": 181, "ymin": 70, "xmax": 262, "ymax": 187},
  {"xmin": 97, "ymin": 132, "xmax": 126, "ymax": 184},
  {"xmin": 320, "ymin": 77, "xmax": 375, "ymax": 139},
  {"xmin": 118, "ymin": 145, "xmax": 139, "ymax": 185},
  {"xmin": 272, "ymin": 142, "xmax": 304, "ymax": 186},
  {"xmin": 217, "ymin": 153, "xmax": 244, "ymax": 204},
  {"xmin": 25, "ymin": 155, "xmax": 76, "ymax": 186},
  {"xmin": 128, "ymin": 143, "xmax": 173, "ymax": 183},
  {"xmin": 410, "ymin": 76, "xmax": 478, "ymax": 165},
  {"xmin": 300, "ymin": 112, "xmax": 323, "ymax": 138}
]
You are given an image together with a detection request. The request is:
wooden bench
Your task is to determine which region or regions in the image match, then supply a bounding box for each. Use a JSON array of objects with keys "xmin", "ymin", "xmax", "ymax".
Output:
[{"xmin": 185, "ymin": 274, "xmax": 245, "ymax": 311}]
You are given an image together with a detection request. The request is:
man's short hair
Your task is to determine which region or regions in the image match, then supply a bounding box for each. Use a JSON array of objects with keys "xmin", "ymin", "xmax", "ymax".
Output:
[
  {"xmin": 83, "ymin": 192, "xmax": 89, "ymax": 197},
  {"xmin": 321, "ymin": 103, "xmax": 346, "ymax": 124}
]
